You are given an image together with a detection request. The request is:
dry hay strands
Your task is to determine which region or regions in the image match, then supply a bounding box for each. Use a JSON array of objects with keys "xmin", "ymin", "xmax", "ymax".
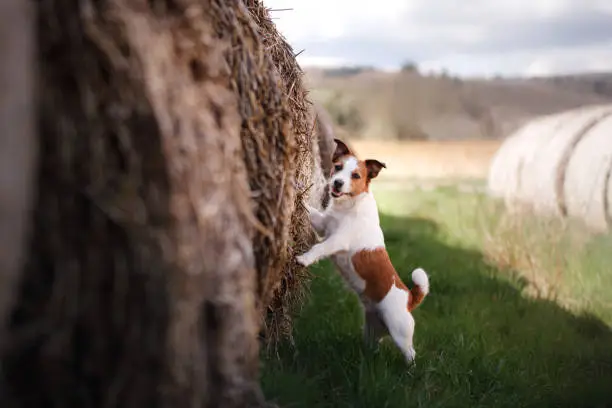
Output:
[{"xmin": 213, "ymin": 0, "xmax": 318, "ymax": 346}]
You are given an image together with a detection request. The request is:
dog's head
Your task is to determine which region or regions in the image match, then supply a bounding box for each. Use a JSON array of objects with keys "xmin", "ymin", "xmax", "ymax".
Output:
[{"xmin": 329, "ymin": 138, "xmax": 386, "ymax": 200}]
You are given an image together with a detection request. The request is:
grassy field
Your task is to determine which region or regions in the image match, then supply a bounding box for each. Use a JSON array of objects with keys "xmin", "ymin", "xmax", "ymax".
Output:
[{"xmin": 261, "ymin": 184, "xmax": 612, "ymax": 408}]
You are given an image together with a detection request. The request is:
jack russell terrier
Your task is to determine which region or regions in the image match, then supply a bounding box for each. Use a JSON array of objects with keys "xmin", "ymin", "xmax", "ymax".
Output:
[{"xmin": 296, "ymin": 138, "xmax": 430, "ymax": 363}]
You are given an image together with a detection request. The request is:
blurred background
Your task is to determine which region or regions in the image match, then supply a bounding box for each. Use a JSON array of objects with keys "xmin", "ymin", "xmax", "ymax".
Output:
[{"xmin": 265, "ymin": 0, "xmax": 612, "ymax": 181}]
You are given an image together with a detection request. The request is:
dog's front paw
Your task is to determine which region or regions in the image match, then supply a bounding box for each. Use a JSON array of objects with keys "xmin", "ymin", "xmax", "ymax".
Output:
[
  {"xmin": 295, "ymin": 253, "xmax": 313, "ymax": 267},
  {"xmin": 304, "ymin": 203, "xmax": 316, "ymax": 215}
]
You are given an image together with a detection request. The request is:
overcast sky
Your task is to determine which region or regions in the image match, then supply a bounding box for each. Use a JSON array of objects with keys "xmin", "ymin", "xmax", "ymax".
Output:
[{"xmin": 262, "ymin": 0, "xmax": 612, "ymax": 77}]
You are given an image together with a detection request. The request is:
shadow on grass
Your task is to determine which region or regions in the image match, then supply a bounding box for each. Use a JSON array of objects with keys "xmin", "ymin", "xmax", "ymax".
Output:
[{"xmin": 261, "ymin": 214, "xmax": 612, "ymax": 408}]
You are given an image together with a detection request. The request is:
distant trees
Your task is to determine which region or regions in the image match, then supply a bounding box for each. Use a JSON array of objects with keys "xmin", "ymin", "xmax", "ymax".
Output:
[
  {"xmin": 322, "ymin": 65, "xmax": 374, "ymax": 78},
  {"xmin": 400, "ymin": 60, "xmax": 419, "ymax": 74},
  {"xmin": 593, "ymin": 80, "xmax": 612, "ymax": 97},
  {"xmin": 323, "ymin": 91, "xmax": 364, "ymax": 133}
]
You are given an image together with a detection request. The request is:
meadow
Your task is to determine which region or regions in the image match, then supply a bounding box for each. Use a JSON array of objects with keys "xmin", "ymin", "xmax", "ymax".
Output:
[
  {"xmin": 260, "ymin": 142, "xmax": 612, "ymax": 408},
  {"xmin": 305, "ymin": 68, "xmax": 612, "ymax": 143}
]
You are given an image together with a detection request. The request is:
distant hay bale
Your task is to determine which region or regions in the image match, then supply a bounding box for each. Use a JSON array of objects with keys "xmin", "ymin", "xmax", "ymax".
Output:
[
  {"xmin": 518, "ymin": 105, "xmax": 612, "ymax": 216},
  {"xmin": 488, "ymin": 107, "xmax": 587, "ymax": 208},
  {"xmin": 1, "ymin": 0, "xmax": 318, "ymax": 406},
  {"xmin": 563, "ymin": 114, "xmax": 612, "ymax": 232},
  {"xmin": 487, "ymin": 104, "xmax": 612, "ymax": 232},
  {"xmin": 488, "ymin": 113, "xmax": 562, "ymax": 204}
]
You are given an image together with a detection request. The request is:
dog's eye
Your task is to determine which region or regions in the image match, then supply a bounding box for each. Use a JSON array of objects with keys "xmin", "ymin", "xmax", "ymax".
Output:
[
  {"xmin": 334, "ymin": 164, "xmax": 343, "ymax": 172},
  {"xmin": 351, "ymin": 173, "xmax": 361, "ymax": 179}
]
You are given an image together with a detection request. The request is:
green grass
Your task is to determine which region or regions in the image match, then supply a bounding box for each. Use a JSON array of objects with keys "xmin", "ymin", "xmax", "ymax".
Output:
[{"xmin": 261, "ymin": 185, "xmax": 612, "ymax": 408}]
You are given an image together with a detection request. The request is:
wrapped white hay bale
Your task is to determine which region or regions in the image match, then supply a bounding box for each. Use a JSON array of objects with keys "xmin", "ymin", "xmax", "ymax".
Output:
[
  {"xmin": 487, "ymin": 104, "xmax": 612, "ymax": 232},
  {"xmin": 517, "ymin": 105, "xmax": 612, "ymax": 216},
  {"xmin": 488, "ymin": 113, "xmax": 566, "ymax": 206},
  {"xmin": 563, "ymin": 113, "xmax": 612, "ymax": 232}
]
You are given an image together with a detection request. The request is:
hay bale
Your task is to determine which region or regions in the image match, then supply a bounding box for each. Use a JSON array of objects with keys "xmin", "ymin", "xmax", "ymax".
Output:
[
  {"xmin": 0, "ymin": 0, "xmax": 35, "ymax": 348},
  {"xmin": 487, "ymin": 120, "xmax": 530, "ymax": 199},
  {"xmin": 238, "ymin": 1, "xmax": 318, "ymax": 342},
  {"xmin": 315, "ymin": 103, "xmax": 336, "ymax": 178},
  {"xmin": 563, "ymin": 113, "xmax": 612, "ymax": 231},
  {"xmin": 488, "ymin": 104, "xmax": 612, "ymax": 232},
  {"xmin": 313, "ymin": 103, "xmax": 336, "ymax": 209},
  {"xmin": 487, "ymin": 114, "xmax": 562, "ymax": 205},
  {"xmin": 1, "ymin": 0, "xmax": 317, "ymax": 406},
  {"xmin": 518, "ymin": 105, "xmax": 612, "ymax": 216},
  {"xmin": 488, "ymin": 105, "xmax": 612, "ymax": 214}
]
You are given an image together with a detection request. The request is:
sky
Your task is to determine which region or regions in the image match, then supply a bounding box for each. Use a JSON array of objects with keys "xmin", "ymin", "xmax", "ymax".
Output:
[{"xmin": 262, "ymin": 0, "xmax": 612, "ymax": 78}]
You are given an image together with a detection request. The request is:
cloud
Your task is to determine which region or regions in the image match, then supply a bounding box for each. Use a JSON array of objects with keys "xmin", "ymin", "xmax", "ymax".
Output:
[
  {"xmin": 419, "ymin": 41, "xmax": 612, "ymax": 77},
  {"xmin": 263, "ymin": 0, "xmax": 612, "ymax": 76}
]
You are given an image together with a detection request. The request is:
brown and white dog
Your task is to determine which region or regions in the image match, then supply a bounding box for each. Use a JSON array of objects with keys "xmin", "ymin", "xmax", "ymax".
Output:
[{"xmin": 296, "ymin": 139, "xmax": 430, "ymax": 363}]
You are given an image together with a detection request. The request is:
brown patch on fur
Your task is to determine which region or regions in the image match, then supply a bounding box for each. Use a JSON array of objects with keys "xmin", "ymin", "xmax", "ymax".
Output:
[
  {"xmin": 365, "ymin": 159, "xmax": 386, "ymax": 179},
  {"xmin": 349, "ymin": 161, "xmax": 370, "ymax": 195},
  {"xmin": 351, "ymin": 248, "xmax": 399, "ymax": 303},
  {"xmin": 394, "ymin": 275, "xmax": 426, "ymax": 312},
  {"xmin": 332, "ymin": 138, "xmax": 352, "ymax": 162},
  {"xmin": 407, "ymin": 284, "xmax": 426, "ymax": 312},
  {"xmin": 351, "ymin": 248, "xmax": 427, "ymax": 311}
]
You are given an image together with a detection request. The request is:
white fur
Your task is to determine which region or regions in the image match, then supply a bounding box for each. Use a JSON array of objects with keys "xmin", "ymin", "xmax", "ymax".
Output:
[
  {"xmin": 411, "ymin": 268, "xmax": 430, "ymax": 295},
  {"xmin": 296, "ymin": 167, "xmax": 430, "ymax": 364},
  {"xmin": 377, "ymin": 285, "xmax": 416, "ymax": 361},
  {"xmin": 330, "ymin": 156, "xmax": 359, "ymax": 196},
  {"xmin": 296, "ymin": 190, "xmax": 384, "ymax": 269}
]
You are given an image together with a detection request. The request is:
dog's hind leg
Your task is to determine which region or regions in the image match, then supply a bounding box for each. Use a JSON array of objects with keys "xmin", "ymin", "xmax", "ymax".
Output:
[
  {"xmin": 363, "ymin": 309, "xmax": 388, "ymax": 349},
  {"xmin": 382, "ymin": 309, "xmax": 416, "ymax": 363},
  {"xmin": 377, "ymin": 287, "xmax": 417, "ymax": 364}
]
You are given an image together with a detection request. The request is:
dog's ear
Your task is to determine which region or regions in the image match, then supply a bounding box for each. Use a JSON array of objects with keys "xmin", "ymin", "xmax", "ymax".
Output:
[
  {"xmin": 365, "ymin": 159, "xmax": 386, "ymax": 179},
  {"xmin": 332, "ymin": 138, "xmax": 352, "ymax": 162}
]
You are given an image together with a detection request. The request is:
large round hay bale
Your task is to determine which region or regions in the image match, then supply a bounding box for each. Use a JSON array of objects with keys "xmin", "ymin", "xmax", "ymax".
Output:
[
  {"xmin": 1, "ymin": 1, "xmax": 317, "ymax": 407},
  {"xmin": 488, "ymin": 104, "xmax": 612, "ymax": 231},
  {"xmin": 517, "ymin": 104, "xmax": 612, "ymax": 216},
  {"xmin": 563, "ymin": 113, "xmax": 612, "ymax": 231},
  {"xmin": 487, "ymin": 112, "xmax": 565, "ymax": 205},
  {"xmin": 488, "ymin": 105, "xmax": 612, "ymax": 206},
  {"xmin": 488, "ymin": 117, "xmax": 539, "ymax": 199}
]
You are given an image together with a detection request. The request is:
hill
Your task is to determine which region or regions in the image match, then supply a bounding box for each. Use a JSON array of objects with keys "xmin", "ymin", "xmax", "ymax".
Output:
[{"xmin": 305, "ymin": 68, "xmax": 612, "ymax": 141}]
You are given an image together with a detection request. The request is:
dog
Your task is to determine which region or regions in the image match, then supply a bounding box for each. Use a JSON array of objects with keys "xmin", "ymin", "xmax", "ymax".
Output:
[{"xmin": 296, "ymin": 138, "xmax": 429, "ymax": 363}]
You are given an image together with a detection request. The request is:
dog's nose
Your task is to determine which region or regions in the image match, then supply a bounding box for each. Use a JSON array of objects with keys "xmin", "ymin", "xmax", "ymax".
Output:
[{"xmin": 333, "ymin": 179, "xmax": 344, "ymax": 190}]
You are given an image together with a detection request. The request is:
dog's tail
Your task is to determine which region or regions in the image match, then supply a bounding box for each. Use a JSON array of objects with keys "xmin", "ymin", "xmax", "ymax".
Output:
[{"xmin": 407, "ymin": 268, "xmax": 429, "ymax": 312}]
